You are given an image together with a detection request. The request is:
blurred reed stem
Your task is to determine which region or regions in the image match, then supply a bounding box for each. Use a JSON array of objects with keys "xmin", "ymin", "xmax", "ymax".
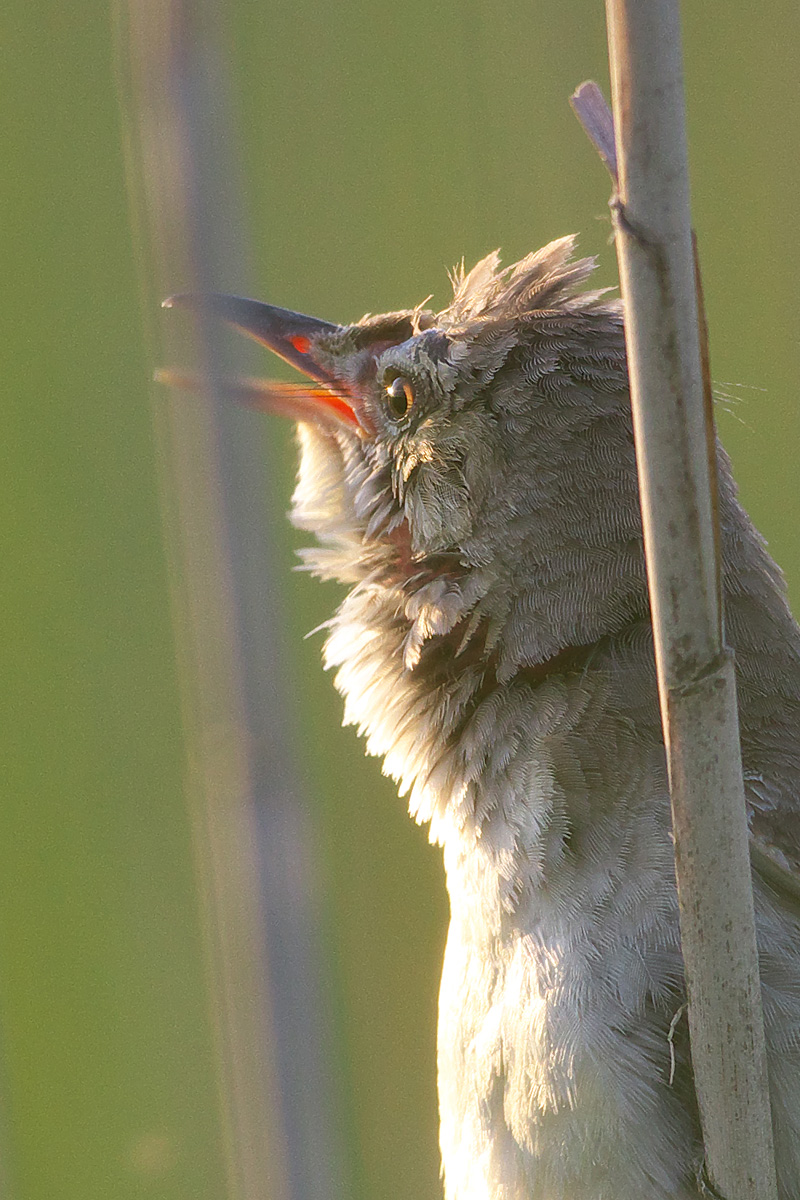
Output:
[{"xmin": 117, "ymin": 3, "xmax": 350, "ymax": 1198}]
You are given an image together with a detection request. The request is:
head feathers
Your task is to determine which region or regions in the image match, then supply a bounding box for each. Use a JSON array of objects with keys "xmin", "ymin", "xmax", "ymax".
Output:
[{"xmin": 441, "ymin": 236, "xmax": 613, "ymax": 328}]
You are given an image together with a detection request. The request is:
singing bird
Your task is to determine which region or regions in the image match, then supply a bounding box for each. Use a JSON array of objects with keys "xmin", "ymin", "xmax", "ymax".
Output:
[{"xmin": 166, "ymin": 238, "xmax": 800, "ymax": 1199}]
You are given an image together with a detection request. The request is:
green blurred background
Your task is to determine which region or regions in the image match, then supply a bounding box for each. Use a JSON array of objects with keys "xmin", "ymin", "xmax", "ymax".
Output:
[{"xmin": 2, "ymin": 2, "xmax": 798, "ymax": 1198}]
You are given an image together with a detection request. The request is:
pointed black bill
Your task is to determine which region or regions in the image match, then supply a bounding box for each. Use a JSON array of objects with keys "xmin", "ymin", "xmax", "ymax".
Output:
[
  {"xmin": 161, "ymin": 293, "xmax": 372, "ymax": 432},
  {"xmin": 155, "ymin": 368, "xmax": 362, "ymax": 430},
  {"xmin": 163, "ymin": 293, "xmax": 341, "ymax": 386}
]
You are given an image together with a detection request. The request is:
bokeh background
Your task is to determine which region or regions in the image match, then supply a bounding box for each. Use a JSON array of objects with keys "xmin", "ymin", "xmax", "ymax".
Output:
[{"xmin": 2, "ymin": 2, "xmax": 799, "ymax": 1199}]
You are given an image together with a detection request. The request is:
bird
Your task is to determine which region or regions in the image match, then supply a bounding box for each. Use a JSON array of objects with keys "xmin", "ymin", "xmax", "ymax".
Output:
[{"xmin": 165, "ymin": 237, "xmax": 800, "ymax": 1199}]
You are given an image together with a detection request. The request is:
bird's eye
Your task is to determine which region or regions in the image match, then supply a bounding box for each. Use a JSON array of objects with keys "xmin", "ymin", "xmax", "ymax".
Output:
[{"xmin": 385, "ymin": 374, "xmax": 415, "ymax": 420}]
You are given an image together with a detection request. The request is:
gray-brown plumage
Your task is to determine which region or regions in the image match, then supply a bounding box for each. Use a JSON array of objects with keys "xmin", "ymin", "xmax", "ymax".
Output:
[{"xmin": 168, "ymin": 238, "xmax": 800, "ymax": 1199}]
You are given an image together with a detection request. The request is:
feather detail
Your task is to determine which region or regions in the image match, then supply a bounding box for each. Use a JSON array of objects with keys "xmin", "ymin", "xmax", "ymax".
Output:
[{"xmin": 442, "ymin": 237, "xmax": 613, "ymax": 327}]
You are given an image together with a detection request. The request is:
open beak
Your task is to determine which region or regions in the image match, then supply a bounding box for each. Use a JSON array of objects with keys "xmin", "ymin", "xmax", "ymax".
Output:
[{"xmin": 162, "ymin": 293, "xmax": 365, "ymax": 433}]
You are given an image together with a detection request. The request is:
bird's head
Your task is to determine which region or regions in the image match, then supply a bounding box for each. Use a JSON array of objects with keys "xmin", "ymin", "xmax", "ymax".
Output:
[{"xmin": 166, "ymin": 237, "xmax": 647, "ymax": 681}]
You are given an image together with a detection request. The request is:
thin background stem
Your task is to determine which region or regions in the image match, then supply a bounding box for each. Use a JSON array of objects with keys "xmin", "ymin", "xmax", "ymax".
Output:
[{"xmin": 117, "ymin": 3, "xmax": 349, "ymax": 1198}]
